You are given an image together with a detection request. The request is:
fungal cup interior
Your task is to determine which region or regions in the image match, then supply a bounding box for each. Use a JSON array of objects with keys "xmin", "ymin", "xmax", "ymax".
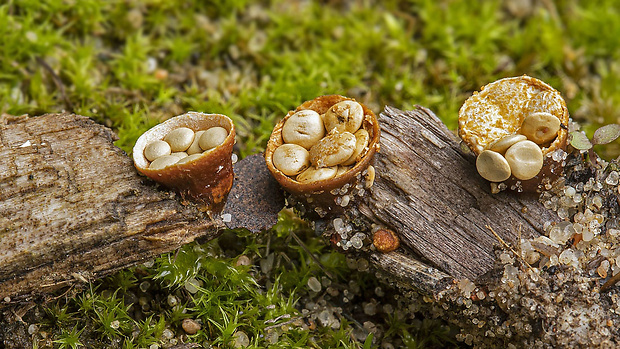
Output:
[
  {"xmin": 133, "ymin": 112, "xmax": 236, "ymax": 212},
  {"xmin": 265, "ymin": 95, "xmax": 380, "ymax": 194},
  {"xmin": 459, "ymin": 76, "xmax": 570, "ymax": 190},
  {"xmin": 133, "ymin": 112, "xmax": 234, "ymax": 171},
  {"xmin": 459, "ymin": 76, "xmax": 568, "ymax": 158},
  {"xmin": 264, "ymin": 95, "xmax": 380, "ymax": 218}
]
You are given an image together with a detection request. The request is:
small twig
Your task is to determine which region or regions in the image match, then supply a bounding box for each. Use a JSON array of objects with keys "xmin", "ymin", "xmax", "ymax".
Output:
[
  {"xmin": 49, "ymin": 283, "xmax": 78, "ymax": 302},
  {"xmin": 172, "ymin": 247, "xmax": 181, "ymax": 264},
  {"xmin": 338, "ymin": 310, "xmax": 365, "ymax": 332},
  {"xmin": 264, "ymin": 313, "xmax": 291, "ymax": 324},
  {"xmin": 265, "ymin": 230, "xmax": 272, "ymax": 257},
  {"xmin": 486, "ymin": 225, "xmax": 533, "ymax": 272},
  {"xmin": 11, "ymin": 302, "xmax": 36, "ymax": 323},
  {"xmin": 264, "ymin": 314, "xmax": 303, "ymax": 331},
  {"xmin": 36, "ymin": 56, "xmax": 74, "ymax": 112},
  {"xmin": 290, "ymin": 231, "xmax": 335, "ymax": 280},
  {"xmin": 40, "ymin": 279, "xmax": 71, "ymax": 289},
  {"xmin": 278, "ymin": 251, "xmax": 293, "ymax": 266},
  {"xmin": 516, "ymin": 224, "xmax": 523, "ymax": 261},
  {"xmin": 601, "ymin": 272, "xmax": 620, "ymax": 292}
]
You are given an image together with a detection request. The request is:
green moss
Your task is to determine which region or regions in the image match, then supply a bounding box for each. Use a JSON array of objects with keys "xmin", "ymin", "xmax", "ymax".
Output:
[{"xmin": 3, "ymin": 0, "xmax": 619, "ymax": 155}]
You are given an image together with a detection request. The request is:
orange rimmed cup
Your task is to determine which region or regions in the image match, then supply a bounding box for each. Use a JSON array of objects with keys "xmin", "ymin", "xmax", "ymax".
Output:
[
  {"xmin": 458, "ymin": 75, "xmax": 570, "ymax": 192},
  {"xmin": 133, "ymin": 112, "xmax": 235, "ymax": 213},
  {"xmin": 265, "ymin": 95, "xmax": 380, "ymax": 218}
]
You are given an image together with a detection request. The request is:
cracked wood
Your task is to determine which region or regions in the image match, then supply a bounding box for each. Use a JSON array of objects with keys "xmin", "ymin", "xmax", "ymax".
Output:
[{"xmin": 359, "ymin": 106, "xmax": 559, "ymax": 282}]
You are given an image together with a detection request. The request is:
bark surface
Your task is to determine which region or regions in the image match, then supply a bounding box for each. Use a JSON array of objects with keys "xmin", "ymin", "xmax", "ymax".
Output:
[
  {"xmin": 358, "ymin": 106, "xmax": 559, "ymax": 292},
  {"xmin": 0, "ymin": 113, "xmax": 221, "ymax": 303},
  {"xmin": 0, "ymin": 107, "xmax": 559, "ymax": 303}
]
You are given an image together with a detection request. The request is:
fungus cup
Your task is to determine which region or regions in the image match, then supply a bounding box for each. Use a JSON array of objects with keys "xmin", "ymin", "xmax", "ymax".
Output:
[
  {"xmin": 265, "ymin": 95, "xmax": 380, "ymax": 218},
  {"xmin": 133, "ymin": 112, "xmax": 235, "ymax": 214},
  {"xmin": 458, "ymin": 75, "xmax": 569, "ymax": 192}
]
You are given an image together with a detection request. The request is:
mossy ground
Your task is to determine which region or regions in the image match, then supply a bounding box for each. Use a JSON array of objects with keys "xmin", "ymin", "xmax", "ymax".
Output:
[{"xmin": 1, "ymin": 0, "xmax": 619, "ymax": 348}]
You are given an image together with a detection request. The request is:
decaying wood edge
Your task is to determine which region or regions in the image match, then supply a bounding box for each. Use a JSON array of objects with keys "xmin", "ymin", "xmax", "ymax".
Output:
[
  {"xmin": 0, "ymin": 113, "xmax": 283, "ymax": 305},
  {"xmin": 369, "ymin": 252, "xmax": 453, "ymax": 297},
  {"xmin": 352, "ymin": 105, "xmax": 559, "ymax": 295}
]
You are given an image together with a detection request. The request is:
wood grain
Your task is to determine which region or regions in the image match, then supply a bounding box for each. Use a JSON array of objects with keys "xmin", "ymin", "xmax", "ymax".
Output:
[
  {"xmin": 360, "ymin": 106, "xmax": 559, "ymax": 282},
  {"xmin": 0, "ymin": 107, "xmax": 560, "ymax": 303},
  {"xmin": 0, "ymin": 113, "xmax": 220, "ymax": 303}
]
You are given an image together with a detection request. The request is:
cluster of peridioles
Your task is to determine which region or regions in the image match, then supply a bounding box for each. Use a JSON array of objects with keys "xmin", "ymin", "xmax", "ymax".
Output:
[
  {"xmin": 133, "ymin": 112, "xmax": 235, "ymax": 213},
  {"xmin": 458, "ymin": 76, "xmax": 570, "ymax": 193},
  {"xmin": 143, "ymin": 125, "xmax": 229, "ymax": 170}
]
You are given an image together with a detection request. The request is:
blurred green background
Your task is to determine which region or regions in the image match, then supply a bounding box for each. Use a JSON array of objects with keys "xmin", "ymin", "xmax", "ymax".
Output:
[
  {"xmin": 2, "ymin": 0, "xmax": 620, "ymax": 158},
  {"xmin": 2, "ymin": 0, "xmax": 620, "ymax": 348}
]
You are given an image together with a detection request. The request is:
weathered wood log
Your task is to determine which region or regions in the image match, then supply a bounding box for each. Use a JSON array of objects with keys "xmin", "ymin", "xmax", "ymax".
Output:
[
  {"xmin": 0, "ymin": 113, "xmax": 220, "ymax": 303},
  {"xmin": 0, "ymin": 106, "xmax": 559, "ymax": 304},
  {"xmin": 0, "ymin": 113, "xmax": 283, "ymax": 304},
  {"xmin": 359, "ymin": 108, "xmax": 620, "ymax": 347},
  {"xmin": 357, "ymin": 106, "xmax": 559, "ymax": 289}
]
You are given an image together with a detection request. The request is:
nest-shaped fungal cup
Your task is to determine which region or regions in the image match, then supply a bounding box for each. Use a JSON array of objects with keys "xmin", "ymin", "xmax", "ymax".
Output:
[
  {"xmin": 458, "ymin": 76, "xmax": 569, "ymax": 192},
  {"xmin": 265, "ymin": 95, "xmax": 380, "ymax": 218},
  {"xmin": 133, "ymin": 112, "xmax": 235, "ymax": 213}
]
